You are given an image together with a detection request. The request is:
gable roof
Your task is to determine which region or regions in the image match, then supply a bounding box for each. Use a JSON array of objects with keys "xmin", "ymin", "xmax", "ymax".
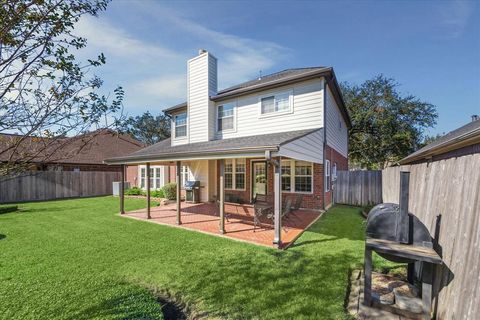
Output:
[
  {"xmin": 104, "ymin": 128, "xmax": 322, "ymax": 164},
  {"xmin": 400, "ymin": 118, "xmax": 480, "ymax": 164},
  {"xmin": 163, "ymin": 67, "xmax": 351, "ymax": 128},
  {"xmin": 0, "ymin": 130, "xmax": 144, "ymax": 165}
]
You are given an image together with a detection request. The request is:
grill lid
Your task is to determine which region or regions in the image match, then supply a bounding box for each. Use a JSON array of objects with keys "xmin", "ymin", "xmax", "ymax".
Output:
[{"xmin": 184, "ymin": 180, "xmax": 200, "ymax": 189}]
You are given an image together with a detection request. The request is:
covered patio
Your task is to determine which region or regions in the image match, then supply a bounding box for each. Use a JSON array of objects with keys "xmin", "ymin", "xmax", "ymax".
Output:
[
  {"xmin": 123, "ymin": 201, "xmax": 321, "ymax": 248},
  {"xmin": 105, "ymin": 129, "xmax": 326, "ymax": 249}
]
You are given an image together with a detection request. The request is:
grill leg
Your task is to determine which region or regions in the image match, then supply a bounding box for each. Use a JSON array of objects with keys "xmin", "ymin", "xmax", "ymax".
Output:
[
  {"xmin": 364, "ymin": 246, "xmax": 372, "ymax": 306},
  {"xmin": 422, "ymin": 262, "xmax": 433, "ymax": 320}
]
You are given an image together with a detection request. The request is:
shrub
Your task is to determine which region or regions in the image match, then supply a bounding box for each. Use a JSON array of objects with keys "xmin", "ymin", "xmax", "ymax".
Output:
[
  {"xmin": 162, "ymin": 183, "xmax": 177, "ymax": 200},
  {"xmin": 151, "ymin": 189, "xmax": 165, "ymax": 198},
  {"xmin": 0, "ymin": 206, "xmax": 18, "ymax": 214},
  {"xmin": 124, "ymin": 187, "xmax": 144, "ymax": 196}
]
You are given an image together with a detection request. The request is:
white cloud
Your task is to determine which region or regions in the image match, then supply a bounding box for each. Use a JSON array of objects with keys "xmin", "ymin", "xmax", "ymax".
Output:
[
  {"xmin": 131, "ymin": 75, "xmax": 186, "ymax": 101},
  {"xmin": 75, "ymin": 16, "xmax": 179, "ymax": 61},
  {"xmin": 71, "ymin": 3, "xmax": 288, "ymax": 114},
  {"xmin": 437, "ymin": 0, "xmax": 474, "ymax": 38}
]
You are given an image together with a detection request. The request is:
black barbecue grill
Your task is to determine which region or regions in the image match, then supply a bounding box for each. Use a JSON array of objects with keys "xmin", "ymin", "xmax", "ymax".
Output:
[
  {"xmin": 185, "ymin": 180, "xmax": 200, "ymax": 203},
  {"xmin": 363, "ymin": 171, "xmax": 442, "ymax": 319},
  {"xmin": 366, "ymin": 203, "xmax": 433, "ymax": 263}
]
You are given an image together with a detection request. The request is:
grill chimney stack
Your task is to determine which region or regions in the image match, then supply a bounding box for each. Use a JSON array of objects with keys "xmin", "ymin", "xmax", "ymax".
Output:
[{"xmin": 472, "ymin": 114, "xmax": 479, "ymax": 122}]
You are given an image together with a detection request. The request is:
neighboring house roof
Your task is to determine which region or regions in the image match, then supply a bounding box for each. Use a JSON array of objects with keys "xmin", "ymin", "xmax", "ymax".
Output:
[
  {"xmin": 163, "ymin": 67, "xmax": 351, "ymax": 128},
  {"xmin": 104, "ymin": 128, "xmax": 322, "ymax": 164},
  {"xmin": 0, "ymin": 130, "xmax": 144, "ymax": 165},
  {"xmin": 400, "ymin": 118, "xmax": 480, "ymax": 164}
]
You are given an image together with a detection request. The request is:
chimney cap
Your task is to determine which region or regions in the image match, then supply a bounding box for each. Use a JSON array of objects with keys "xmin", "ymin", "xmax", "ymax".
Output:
[
  {"xmin": 198, "ymin": 49, "xmax": 207, "ymax": 55},
  {"xmin": 472, "ymin": 114, "xmax": 479, "ymax": 122}
]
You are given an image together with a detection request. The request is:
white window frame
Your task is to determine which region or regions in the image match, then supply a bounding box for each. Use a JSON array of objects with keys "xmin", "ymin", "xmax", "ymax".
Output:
[
  {"xmin": 180, "ymin": 165, "xmax": 191, "ymax": 189},
  {"xmin": 332, "ymin": 162, "xmax": 337, "ymax": 181},
  {"xmin": 139, "ymin": 165, "xmax": 164, "ymax": 190},
  {"xmin": 280, "ymin": 160, "xmax": 313, "ymax": 194},
  {"xmin": 216, "ymin": 101, "xmax": 236, "ymax": 133},
  {"xmin": 173, "ymin": 112, "xmax": 187, "ymax": 139},
  {"xmin": 224, "ymin": 158, "xmax": 246, "ymax": 191},
  {"xmin": 325, "ymin": 159, "xmax": 331, "ymax": 192},
  {"xmin": 258, "ymin": 89, "xmax": 293, "ymax": 118}
]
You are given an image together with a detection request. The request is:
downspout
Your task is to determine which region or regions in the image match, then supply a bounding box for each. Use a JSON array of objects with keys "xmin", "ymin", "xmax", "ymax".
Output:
[{"xmin": 322, "ymin": 77, "xmax": 327, "ymax": 210}]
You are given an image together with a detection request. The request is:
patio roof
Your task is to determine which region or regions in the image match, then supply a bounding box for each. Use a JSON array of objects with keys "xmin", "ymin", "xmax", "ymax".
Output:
[{"xmin": 104, "ymin": 128, "xmax": 322, "ymax": 164}]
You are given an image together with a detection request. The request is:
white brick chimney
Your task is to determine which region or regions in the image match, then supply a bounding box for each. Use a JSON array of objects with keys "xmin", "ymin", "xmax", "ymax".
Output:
[{"xmin": 187, "ymin": 49, "xmax": 217, "ymax": 143}]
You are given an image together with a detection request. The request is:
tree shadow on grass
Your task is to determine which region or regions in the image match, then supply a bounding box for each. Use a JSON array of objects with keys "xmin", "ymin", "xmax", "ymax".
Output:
[{"xmin": 0, "ymin": 234, "xmax": 6, "ymax": 240}]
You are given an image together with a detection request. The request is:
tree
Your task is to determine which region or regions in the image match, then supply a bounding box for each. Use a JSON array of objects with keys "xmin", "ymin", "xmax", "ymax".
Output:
[
  {"xmin": 0, "ymin": 0, "xmax": 124, "ymax": 175},
  {"xmin": 341, "ymin": 75, "xmax": 438, "ymax": 169},
  {"xmin": 420, "ymin": 133, "xmax": 444, "ymax": 148},
  {"xmin": 121, "ymin": 112, "xmax": 170, "ymax": 145}
]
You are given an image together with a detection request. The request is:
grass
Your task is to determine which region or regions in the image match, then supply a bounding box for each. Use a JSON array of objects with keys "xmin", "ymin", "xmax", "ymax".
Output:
[{"xmin": 0, "ymin": 197, "xmax": 398, "ymax": 319}]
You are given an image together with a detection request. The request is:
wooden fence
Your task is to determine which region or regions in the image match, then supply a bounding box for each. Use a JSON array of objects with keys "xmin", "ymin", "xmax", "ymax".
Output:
[
  {"xmin": 333, "ymin": 170, "xmax": 383, "ymax": 206},
  {"xmin": 0, "ymin": 171, "xmax": 121, "ymax": 203},
  {"xmin": 382, "ymin": 154, "xmax": 480, "ymax": 319}
]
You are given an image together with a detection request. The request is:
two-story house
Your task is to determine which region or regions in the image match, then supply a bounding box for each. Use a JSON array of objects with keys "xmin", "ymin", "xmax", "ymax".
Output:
[{"xmin": 106, "ymin": 50, "xmax": 350, "ymax": 247}]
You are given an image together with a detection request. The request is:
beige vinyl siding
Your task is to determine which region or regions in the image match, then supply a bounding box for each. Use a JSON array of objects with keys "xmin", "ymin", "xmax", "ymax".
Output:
[
  {"xmin": 187, "ymin": 53, "xmax": 217, "ymax": 144},
  {"xmin": 278, "ymin": 129, "xmax": 324, "ymax": 164},
  {"xmin": 183, "ymin": 160, "xmax": 210, "ymax": 202},
  {"xmin": 214, "ymin": 78, "xmax": 325, "ymax": 140},
  {"xmin": 325, "ymin": 85, "xmax": 348, "ymax": 157}
]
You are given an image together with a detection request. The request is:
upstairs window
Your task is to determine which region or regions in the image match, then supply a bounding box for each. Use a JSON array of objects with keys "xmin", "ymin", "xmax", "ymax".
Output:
[
  {"xmin": 217, "ymin": 103, "xmax": 234, "ymax": 131},
  {"xmin": 260, "ymin": 91, "xmax": 291, "ymax": 115},
  {"xmin": 174, "ymin": 112, "xmax": 187, "ymax": 138}
]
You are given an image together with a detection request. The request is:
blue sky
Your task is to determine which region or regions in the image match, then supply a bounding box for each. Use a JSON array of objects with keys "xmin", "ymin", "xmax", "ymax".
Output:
[{"xmin": 74, "ymin": 0, "xmax": 479, "ymax": 136}]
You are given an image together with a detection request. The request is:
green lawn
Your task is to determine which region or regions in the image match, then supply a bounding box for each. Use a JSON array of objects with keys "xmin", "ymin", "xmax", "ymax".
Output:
[{"xmin": 0, "ymin": 197, "xmax": 394, "ymax": 319}]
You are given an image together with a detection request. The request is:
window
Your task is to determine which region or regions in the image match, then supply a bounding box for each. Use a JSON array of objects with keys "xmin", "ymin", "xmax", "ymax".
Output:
[
  {"xmin": 325, "ymin": 159, "xmax": 331, "ymax": 192},
  {"xmin": 260, "ymin": 91, "xmax": 291, "ymax": 115},
  {"xmin": 223, "ymin": 159, "xmax": 245, "ymax": 190},
  {"xmin": 281, "ymin": 160, "xmax": 291, "ymax": 191},
  {"xmin": 140, "ymin": 167, "xmax": 146, "ymax": 188},
  {"xmin": 224, "ymin": 159, "xmax": 233, "ymax": 189},
  {"xmin": 281, "ymin": 160, "xmax": 313, "ymax": 193},
  {"xmin": 174, "ymin": 112, "xmax": 187, "ymax": 138},
  {"xmin": 217, "ymin": 103, "xmax": 234, "ymax": 131},
  {"xmin": 235, "ymin": 159, "xmax": 246, "ymax": 189},
  {"xmin": 180, "ymin": 165, "xmax": 190, "ymax": 188},
  {"xmin": 139, "ymin": 166, "xmax": 164, "ymax": 189},
  {"xmin": 295, "ymin": 161, "xmax": 312, "ymax": 192}
]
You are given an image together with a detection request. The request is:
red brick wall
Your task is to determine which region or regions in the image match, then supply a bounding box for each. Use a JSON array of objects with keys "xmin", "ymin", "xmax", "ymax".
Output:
[
  {"xmin": 125, "ymin": 165, "xmax": 138, "ymax": 187},
  {"xmin": 325, "ymin": 145, "xmax": 348, "ymax": 207}
]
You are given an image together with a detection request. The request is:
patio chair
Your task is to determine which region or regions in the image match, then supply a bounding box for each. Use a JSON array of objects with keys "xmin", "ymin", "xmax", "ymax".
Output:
[
  {"xmin": 213, "ymin": 195, "xmax": 231, "ymax": 222},
  {"xmin": 292, "ymin": 194, "xmax": 303, "ymax": 211},
  {"xmin": 266, "ymin": 197, "xmax": 293, "ymax": 220},
  {"xmin": 252, "ymin": 194, "xmax": 272, "ymax": 232}
]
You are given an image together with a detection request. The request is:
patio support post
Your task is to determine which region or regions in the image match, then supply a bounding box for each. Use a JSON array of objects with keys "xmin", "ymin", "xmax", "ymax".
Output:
[
  {"xmin": 146, "ymin": 162, "xmax": 151, "ymax": 219},
  {"xmin": 273, "ymin": 158, "xmax": 282, "ymax": 248},
  {"xmin": 176, "ymin": 161, "xmax": 182, "ymax": 225},
  {"xmin": 120, "ymin": 164, "xmax": 125, "ymax": 215},
  {"xmin": 219, "ymin": 159, "xmax": 225, "ymax": 234}
]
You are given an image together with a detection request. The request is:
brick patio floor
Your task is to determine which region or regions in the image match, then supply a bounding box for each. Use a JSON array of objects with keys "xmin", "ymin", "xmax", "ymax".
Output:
[{"xmin": 123, "ymin": 202, "xmax": 322, "ymax": 248}]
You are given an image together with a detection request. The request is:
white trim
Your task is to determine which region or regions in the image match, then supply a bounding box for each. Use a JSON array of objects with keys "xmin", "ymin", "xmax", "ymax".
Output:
[
  {"xmin": 138, "ymin": 165, "xmax": 165, "ymax": 190},
  {"xmin": 325, "ymin": 159, "xmax": 331, "ymax": 192},
  {"xmin": 216, "ymin": 100, "xmax": 237, "ymax": 134},
  {"xmin": 224, "ymin": 158, "xmax": 246, "ymax": 191},
  {"xmin": 172, "ymin": 111, "xmax": 188, "ymax": 140},
  {"xmin": 280, "ymin": 159, "xmax": 314, "ymax": 194},
  {"xmin": 257, "ymin": 89, "xmax": 294, "ymax": 118}
]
